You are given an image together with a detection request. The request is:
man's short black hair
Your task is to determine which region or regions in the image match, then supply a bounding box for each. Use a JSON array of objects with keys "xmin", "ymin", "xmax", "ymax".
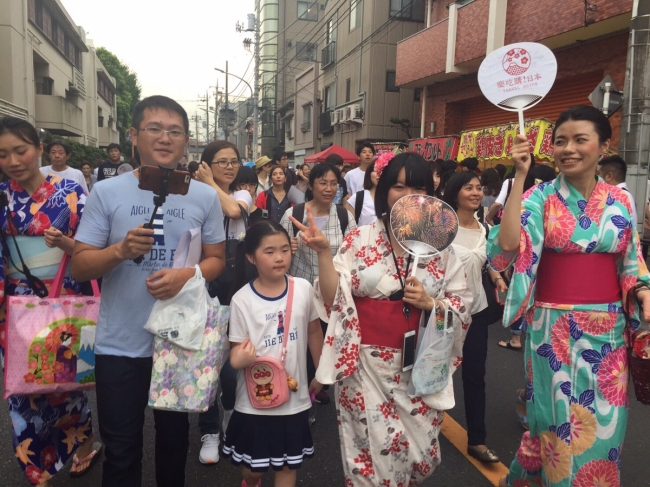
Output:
[
  {"xmin": 598, "ymin": 155, "xmax": 627, "ymax": 184},
  {"xmin": 132, "ymin": 95, "xmax": 189, "ymax": 134},
  {"xmin": 47, "ymin": 139, "xmax": 71, "ymax": 155},
  {"xmin": 107, "ymin": 143, "xmax": 121, "ymax": 152},
  {"xmin": 460, "ymin": 157, "xmax": 479, "ymax": 171},
  {"xmin": 324, "ymin": 154, "xmax": 344, "ymax": 166},
  {"xmin": 356, "ymin": 142, "xmax": 376, "ymax": 157}
]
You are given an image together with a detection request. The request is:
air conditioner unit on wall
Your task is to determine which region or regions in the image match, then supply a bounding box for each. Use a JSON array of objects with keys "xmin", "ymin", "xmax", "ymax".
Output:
[
  {"xmin": 351, "ymin": 104, "xmax": 362, "ymax": 121},
  {"xmin": 331, "ymin": 109, "xmax": 340, "ymax": 125}
]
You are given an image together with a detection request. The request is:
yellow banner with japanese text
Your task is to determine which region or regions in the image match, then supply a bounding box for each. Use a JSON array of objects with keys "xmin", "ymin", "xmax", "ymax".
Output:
[{"xmin": 458, "ymin": 118, "xmax": 555, "ymax": 165}]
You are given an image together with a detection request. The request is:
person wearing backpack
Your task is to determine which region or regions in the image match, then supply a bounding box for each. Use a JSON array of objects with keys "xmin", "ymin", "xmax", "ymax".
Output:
[
  {"xmin": 224, "ymin": 221, "xmax": 324, "ymax": 487},
  {"xmin": 280, "ymin": 163, "xmax": 356, "ymax": 408},
  {"xmin": 346, "ymin": 161, "xmax": 378, "ymax": 226}
]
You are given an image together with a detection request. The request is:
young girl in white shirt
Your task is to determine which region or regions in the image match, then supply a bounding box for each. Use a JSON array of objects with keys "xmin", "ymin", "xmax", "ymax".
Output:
[{"xmin": 223, "ymin": 220, "xmax": 324, "ymax": 487}]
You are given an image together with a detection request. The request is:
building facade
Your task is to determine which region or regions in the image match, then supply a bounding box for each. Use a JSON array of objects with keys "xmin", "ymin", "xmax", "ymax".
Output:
[
  {"xmin": 0, "ymin": 0, "xmax": 119, "ymax": 148},
  {"xmin": 396, "ymin": 0, "xmax": 633, "ymax": 150},
  {"xmin": 275, "ymin": 0, "xmax": 424, "ymax": 159}
]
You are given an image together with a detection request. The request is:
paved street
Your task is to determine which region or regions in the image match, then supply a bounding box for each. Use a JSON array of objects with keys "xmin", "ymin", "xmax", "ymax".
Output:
[{"xmin": 2, "ymin": 324, "xmax": 649, "ymax": 486}]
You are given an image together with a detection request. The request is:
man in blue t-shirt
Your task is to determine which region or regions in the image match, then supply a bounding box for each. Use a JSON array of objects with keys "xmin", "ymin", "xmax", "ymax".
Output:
[{"xmin": 72, "ymin": 96, "xmax": 226, "ymax": 487}]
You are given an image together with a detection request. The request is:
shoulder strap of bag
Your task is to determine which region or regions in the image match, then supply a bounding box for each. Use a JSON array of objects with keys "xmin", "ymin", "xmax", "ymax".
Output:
[
  {"xmin": 506, "ymin": 178, "xmax": 513, "ymax": 200},
  {"xmin": 354, "ymin": 190, "xmax": 364, "ymax": 224},
  {"xmin": 481, "ymin": 222, "xmax": 490, "ymax": 274},
  {"xmin": 280, "ymin": 276, "xmax": 295, "ymax": 364},
  {"xmin": 223, "ymin": 204, "xmax": 249, "ymax": 238},
  {"xmin": 291, "ymin": 203, "xmax": 305, "ymax": 236},
  {"xmin": 265, "ymin": 189, "xmax": 273, "ymax": 219},
  {"xmin": 336, "ymin": 204, "xmax": 348, "ymax": 234}
]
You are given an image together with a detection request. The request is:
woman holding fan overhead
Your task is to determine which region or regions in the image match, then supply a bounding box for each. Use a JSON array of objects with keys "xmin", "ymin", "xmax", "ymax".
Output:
[
  {"xmin": 291, "ymin": 151, "xmax": 471, "ymax": 486},
  {"xmin": 491, "ymin": 106, "xmax": 650, "ymax": 487}
]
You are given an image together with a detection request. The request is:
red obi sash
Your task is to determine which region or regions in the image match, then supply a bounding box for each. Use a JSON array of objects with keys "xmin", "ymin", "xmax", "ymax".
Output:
[
  {"xmin": 535, "ymin": 251, "xmax": 621, "ymax": 305},
  {"xmin": 354, "ymin": 296, "xmax": 422, "ymax": 349}
]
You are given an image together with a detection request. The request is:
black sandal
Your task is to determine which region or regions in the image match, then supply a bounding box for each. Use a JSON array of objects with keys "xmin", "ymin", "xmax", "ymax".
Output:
[{"xmin": 498, "ymin": 340, "xmax": 522, "ymax": 351}]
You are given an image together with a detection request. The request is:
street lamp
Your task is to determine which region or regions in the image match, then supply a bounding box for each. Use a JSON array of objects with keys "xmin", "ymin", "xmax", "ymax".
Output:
[{"xmin": 215, "ymin": 66, "xmax": 257, "ymax": 157}]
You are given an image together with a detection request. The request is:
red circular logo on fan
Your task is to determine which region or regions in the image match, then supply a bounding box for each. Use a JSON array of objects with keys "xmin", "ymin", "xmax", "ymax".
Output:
[{"xmin": 502, "ymin": 48, "xmax": 531, "ymax": 76}]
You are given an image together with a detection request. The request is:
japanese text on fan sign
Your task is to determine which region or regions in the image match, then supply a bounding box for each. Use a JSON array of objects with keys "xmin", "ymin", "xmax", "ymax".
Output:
[{"xmin": 497, "ymin": 73, "xmax": 543, "ymax": 91}]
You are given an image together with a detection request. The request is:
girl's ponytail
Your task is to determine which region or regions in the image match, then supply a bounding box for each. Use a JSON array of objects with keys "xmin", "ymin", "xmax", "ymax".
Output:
[{"xmin": 229, "ymin": 240, "xmax": 252, "ymax": 301}]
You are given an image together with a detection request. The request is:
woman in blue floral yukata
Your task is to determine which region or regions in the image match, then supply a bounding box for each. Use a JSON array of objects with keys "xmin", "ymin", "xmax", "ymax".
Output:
[
  {"xmin": 490, "ymin": 106, "xmax": 650, "ymax": 487},
  {"xmin": 0, "ymin": 117, "xmax": 101, "ymax": 486}
]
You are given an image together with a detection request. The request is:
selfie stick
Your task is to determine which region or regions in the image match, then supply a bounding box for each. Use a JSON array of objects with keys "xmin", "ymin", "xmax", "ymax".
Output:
[{"xmin": 134, "ymin": 166, "xmax": 174, "ymax": 264}]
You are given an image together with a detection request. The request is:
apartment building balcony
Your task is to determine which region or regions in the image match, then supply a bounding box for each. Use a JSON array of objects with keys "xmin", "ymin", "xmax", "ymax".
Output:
[
  {"xmin": 321, "ymin": 42, "xmax": 336, "ymax": 70},
  {"xmin": 68, "ymin": 67, "xmax": 86, "ymax": 99},
  {"xmin": 35, "ymin": 94, "xmax": 84, "ymax": 136},
  {"xmin": 0, "ymin": 98, "xmax": 29, "ymax": 120},
  {"xmin": 98, "ymin": 126, "xmax": 119, "ymax": 147},
  {"xmin": 396, "ymin": 20, "xmax": 449, "ymax": 89}
]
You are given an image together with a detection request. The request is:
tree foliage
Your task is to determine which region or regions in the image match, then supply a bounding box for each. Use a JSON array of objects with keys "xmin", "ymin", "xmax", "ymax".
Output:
[
  {"xmin": 96, "ymin": 47, "xmax": 141, "ymax": 158},
  {"xmin": 389, "ymin": 117, "xmax": 413, "ymax": 139}
]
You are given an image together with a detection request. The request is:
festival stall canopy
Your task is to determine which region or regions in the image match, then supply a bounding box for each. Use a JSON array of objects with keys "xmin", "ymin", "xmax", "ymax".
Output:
[
  {"xmin": 305, "ymin": 144, "xmax": 360, "ymax": 164},
  {"xmin": 458, "ymin": 118, "xmax": 555, "ymax": 167}
]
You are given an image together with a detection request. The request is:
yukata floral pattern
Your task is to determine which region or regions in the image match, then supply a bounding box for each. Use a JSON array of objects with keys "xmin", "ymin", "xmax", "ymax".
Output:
[
  {"xmin": 487, "ymin": 174, "xmax": 650, "ymax": 487},
  {"xmin": 314, "ymin": 221, "xmax": 472, "ymax": 486},
  {"xmin": 0, "ymin": 175, "xmax": 90, "ymax": 485},
  {"xmin": 149, "ymin": 303, "xmax": 230, "ymax": 412}
]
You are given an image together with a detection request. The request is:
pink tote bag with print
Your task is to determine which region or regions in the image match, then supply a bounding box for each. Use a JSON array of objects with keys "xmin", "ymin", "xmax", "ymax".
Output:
[{"xmin": 3, "ymin": 254, "xmax": 100, "ymax": 399}]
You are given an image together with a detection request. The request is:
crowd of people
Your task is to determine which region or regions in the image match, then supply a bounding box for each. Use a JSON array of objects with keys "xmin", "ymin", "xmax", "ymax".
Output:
[{"xmin": 0, "ymin": 96, "xmax": 648, "ymax": 487}]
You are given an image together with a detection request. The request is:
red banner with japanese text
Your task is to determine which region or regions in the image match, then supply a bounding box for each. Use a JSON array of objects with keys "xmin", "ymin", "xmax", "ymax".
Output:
[
  {"xmin": 407, "ymin": 136, "xmax": 460, "ymax": 162},
  {"xmin": 458, "ymin": 118, "xmax": 555, "ymax": 165}
]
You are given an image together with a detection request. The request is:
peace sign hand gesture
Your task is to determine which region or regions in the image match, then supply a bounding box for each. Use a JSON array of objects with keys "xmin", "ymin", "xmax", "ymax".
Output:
[{"xmin": 289, "ymin": 206, "xmax": 330, "ymax": 254}]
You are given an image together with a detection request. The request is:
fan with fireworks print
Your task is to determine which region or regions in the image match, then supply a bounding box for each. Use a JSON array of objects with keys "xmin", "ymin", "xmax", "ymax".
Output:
[{"xmin": 390, "ymin": 195, "xmax": 458, "ymax": 276}]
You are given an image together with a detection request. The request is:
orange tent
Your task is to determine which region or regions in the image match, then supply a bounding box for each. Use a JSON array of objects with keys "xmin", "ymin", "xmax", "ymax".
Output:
[{"xmin": 304, "ymin": 144, "xmax": 360, "ymax": 164}]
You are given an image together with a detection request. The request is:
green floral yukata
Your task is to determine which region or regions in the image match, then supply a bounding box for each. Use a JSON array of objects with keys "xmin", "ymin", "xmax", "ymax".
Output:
[{"xmin": 487, "ymin": 174, "xmax": 649, "ymax": 487}]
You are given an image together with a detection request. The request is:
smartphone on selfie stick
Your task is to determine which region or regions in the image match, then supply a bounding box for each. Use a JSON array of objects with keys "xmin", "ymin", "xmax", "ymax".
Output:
[{"xmin": 133, "ymin": 165, "xmax": 191, "ymax": 264}]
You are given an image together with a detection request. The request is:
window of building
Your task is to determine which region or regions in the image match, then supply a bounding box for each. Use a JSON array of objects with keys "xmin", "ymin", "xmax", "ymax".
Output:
[
  {"xmin": 386, "ymin": 71, "xmax": 399, "ymax": 92},
  {"xmin": 324, "ymin": 83, "xmax": 336, "ymax": 111},
  {"xmin": 350, "ymin": 0, "xmax": 362, "ymax": 31},
  {"xmin": 98, "ymin": 77, "xmax": 114, "ymax": 105},
  {"xmin": 346, "ymin": 78, "xmax": 351, "ymax": 102},
  {"xmin": 98, "ymin": 108, "xmax": 104, "ymax": 128},
  {"xmin": 302, "ymin": 104, "xmax": 312, "ymax": 131},
  {"xmin": 296, "ymin": 42, "xmax": 317, "ymax": 61},
  {"xmin": 42, "ymin": 10, "xmax": 52, "ymax": 38},
  {"xmin": 36, "ymin": 77, "xmax": 54, "ymax": 95},
  {"xmin": 326, "ymin": 14, "xmax": 337, "ymax": 44},
  {"xmin": 297, "ymin": 1, "xmax": 318, "ymax": 22},
  {"xmin": 414, "ymin": 88, "xmax": 422, "ymax": 102},
  {"xmin": 390, "ymin": 0, "xmax": 425, "ymax": 21}
]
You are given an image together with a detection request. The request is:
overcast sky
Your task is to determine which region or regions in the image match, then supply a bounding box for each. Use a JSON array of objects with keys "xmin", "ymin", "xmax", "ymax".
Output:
[{"xmin": 61, "ymin": 0, "xmax": 255, "ymax": 126}]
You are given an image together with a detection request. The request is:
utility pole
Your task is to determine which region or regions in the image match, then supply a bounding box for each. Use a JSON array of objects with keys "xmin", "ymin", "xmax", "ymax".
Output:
[
  {"xmin": 225, "ymin": 61, "xmax": 230, "ymax": 141},
  {"xmin": 214, "ymin": 80, "xmax": 219, "ymax": 140},
  {"xmin": 620, "ymin": 0, "xmax": 650, "ymax": 230},
  {"xmin": 252, "ymin": 0, "xmax": 260, "ymax": 158}
]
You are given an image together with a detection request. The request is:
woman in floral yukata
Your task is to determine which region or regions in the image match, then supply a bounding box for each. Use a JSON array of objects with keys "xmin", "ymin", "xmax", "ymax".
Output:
[
  {"xmin": 0, "ymin": 117, "xmax": 101, "ymax": 486},
  {"xmin": 491, "ymin": 105, "xmax": 650, "ymax": 487},
  {"xmin": 291, "ymin": 152, "xmax": 472, "ymax": 486}
]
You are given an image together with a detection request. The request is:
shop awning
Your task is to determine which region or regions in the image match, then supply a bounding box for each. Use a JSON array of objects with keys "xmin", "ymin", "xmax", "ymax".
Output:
[
  {"xmin": 305, "ymin": 144, "xmax": 360, "ymax": 164},
  {"xmin": 458, "ymin": 118, "xmax": 555, "ymax": 167}
]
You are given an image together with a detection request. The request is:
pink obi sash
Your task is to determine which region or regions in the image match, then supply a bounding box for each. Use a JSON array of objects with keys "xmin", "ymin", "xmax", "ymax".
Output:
[
  {"xmin": 535, "ymin": 251, "xmax": 621, "ymax": 305},
  {"xmin": 354, "ymin": 296, "xmax": 422, "ymax": 349}
]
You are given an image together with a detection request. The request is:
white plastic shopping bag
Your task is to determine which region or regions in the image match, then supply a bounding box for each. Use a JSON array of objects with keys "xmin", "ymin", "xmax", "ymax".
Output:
[
  {"xmin": 144, "ymin": 265, "xmax": 208, "ymax": 350},
  {"xmin": 408, "ymin": 309, "xmax": 455, "ymax": 397}
]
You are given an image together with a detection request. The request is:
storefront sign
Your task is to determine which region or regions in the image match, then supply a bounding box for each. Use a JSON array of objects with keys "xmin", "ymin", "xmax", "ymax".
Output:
[
  {"xmin": 372, "ymin": 142, "xmax": 405, "ymax": 157},
  {"xmin": 458, "ymin": 119, "xmax": 555, "ymax": 163},
  {"xmin": 408, "ymin": 136, "xmax": 460, "ymax": 162}
]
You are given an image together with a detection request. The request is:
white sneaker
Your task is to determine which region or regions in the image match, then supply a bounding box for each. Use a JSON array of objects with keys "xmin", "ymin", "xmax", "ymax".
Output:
[
  {"xmin": 222, "ymin": 409, "xmax": 233, "ymax": 435},
  {"xmin": 199, "ymin": 434, "xmax": 220, "ymax": 464}
]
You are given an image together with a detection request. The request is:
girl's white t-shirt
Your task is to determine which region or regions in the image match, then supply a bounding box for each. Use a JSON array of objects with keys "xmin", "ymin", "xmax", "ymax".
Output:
[
  {"xmin": 229, "ymin": 277, "xmax": 319, "ymax": 416},
  {"xmin": 347, "ymin": 190, "xmax": 377, "ymax": 226},
  {"xmin": 225, "ymin": 190, "xmax": 253, "ymax": 240}
]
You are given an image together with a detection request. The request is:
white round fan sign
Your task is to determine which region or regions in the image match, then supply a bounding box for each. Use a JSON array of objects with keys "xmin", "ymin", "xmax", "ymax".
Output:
[{"xmin": 478, "ymin": 42, "xmax": 557, "ymax": 133}]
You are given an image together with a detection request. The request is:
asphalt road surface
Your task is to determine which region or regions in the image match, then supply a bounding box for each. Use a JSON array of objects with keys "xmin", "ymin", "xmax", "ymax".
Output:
[{"xmin": 1, "ymin": 325, "xmax": 649, "ymax": 486}]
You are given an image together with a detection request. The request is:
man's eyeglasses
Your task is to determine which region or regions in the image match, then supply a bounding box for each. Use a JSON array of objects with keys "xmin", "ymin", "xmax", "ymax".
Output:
[
  {"xmin": 212, "ymin": 159, "xmax": 241, "ymax": 168},
  {"xmin": 139, "ymin": 127, "xmax": 186, "ymax": 139}
]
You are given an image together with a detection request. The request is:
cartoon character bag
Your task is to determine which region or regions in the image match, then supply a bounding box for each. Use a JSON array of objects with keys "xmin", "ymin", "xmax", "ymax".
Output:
[
  {"xmin": 244, "ymin": 277, "xmax": 298, "ymax": 409},
  {"xmin": 4, "ymin": 253, "xmax": 100, "ymax": 398}
]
